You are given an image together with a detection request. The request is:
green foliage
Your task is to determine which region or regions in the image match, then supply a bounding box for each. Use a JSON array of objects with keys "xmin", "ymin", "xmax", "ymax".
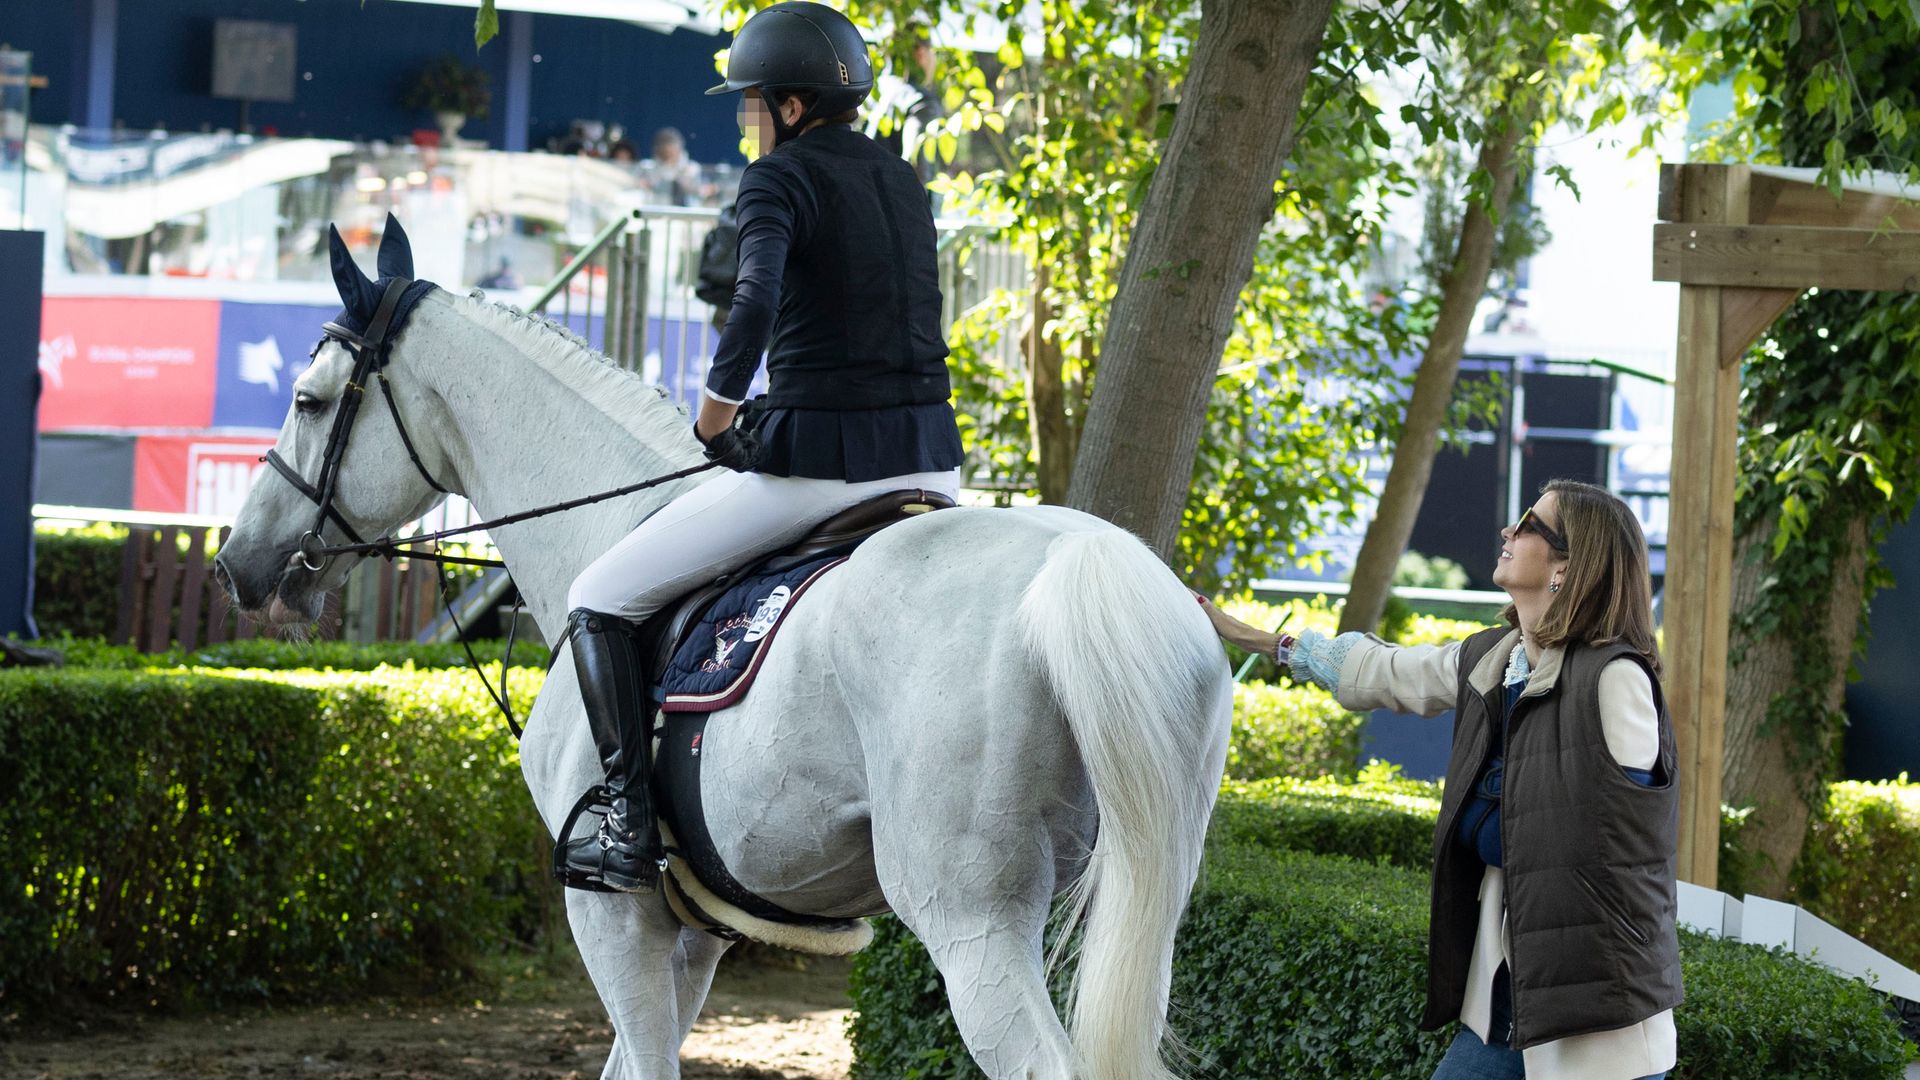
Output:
[
  {"xmin": 1717, "ymin": 800, "xmax": 1763, "ymax": 899},
  {"xmin": 1794, "ymin": 775, "xmax": 1920, "ymax": 972},
  {"xmin": 850, "ymin": 785, "xmax": 1911, "ymax": 1077},
  {"xmin": 1174, "ymin": 845, "xmax": 1448, "ymax": 1076},
  {"xmin": 474, "ymin": 0, "xmax": 499, "ymax": 49},
  {"xmin": 38, "ymin": 633, "xmax": 550, "ymax": 673},
  {"xmin": 1394, "ymin": 550, "xmax": 1471, "ymax": 591},
  {"xmin": 0, "ymin": 665, "xmax": 546, "ymax": 1013},
  {"xmin": 1211, "ymin": 771, "xmax": 1443, "ymax": 870},
  {"xmin": 1227, "ymin": 682, "xmax": 1366, "ymax": 782},
  {"xmin": 1675, "ymin": 929, "xmax": 1915, "ymax": 1078},
  {"xmin": 1689, "ymin": 0, "xmax": 1920, "ymax": 826},
  {"xmin": 31, "ymin": 523, "xmax": 125, "ymax": 640},
  {"xmin": 405, "ymin": 54, "xmax": 492, "ymax": 118}
]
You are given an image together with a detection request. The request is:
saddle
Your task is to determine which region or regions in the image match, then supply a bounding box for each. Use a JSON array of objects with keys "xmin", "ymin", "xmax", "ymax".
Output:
[{"xmin": 553, "ymin": 487, "xmax": 953, "ymax": 944}]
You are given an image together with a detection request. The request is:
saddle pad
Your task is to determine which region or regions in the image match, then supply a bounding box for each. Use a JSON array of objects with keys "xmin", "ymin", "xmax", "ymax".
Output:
[{"xmin": 659, "ymin": 553, "xmax": 846, "ymax": 713}]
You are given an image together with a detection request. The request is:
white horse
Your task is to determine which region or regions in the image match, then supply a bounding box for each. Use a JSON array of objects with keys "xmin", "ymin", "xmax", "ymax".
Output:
[{"xmin": 215, "ymin": 226, "xmax": 1233, "ymax": 1080}]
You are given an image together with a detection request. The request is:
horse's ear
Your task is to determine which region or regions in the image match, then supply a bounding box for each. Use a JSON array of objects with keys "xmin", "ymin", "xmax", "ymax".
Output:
[
  {"xmin": 376, "ymin": 213, "xmax": 414, "ymax": 280},
  {"xmin": 328, "ymin": 224, "xmax": 380, "ymax": 320}
]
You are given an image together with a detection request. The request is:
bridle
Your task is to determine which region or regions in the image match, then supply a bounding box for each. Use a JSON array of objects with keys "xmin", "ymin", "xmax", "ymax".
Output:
[
  {"xmin": 263, "ymin": 276, "xmax": 453, "ymax": 574},
  {"xmin": 256, "ymin": 274, "xmax": 726, "ymax": 736}
]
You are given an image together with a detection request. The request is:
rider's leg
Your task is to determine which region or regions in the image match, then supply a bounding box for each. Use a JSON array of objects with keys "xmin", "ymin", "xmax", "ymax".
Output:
[
  {"xmin": 566, "ymin": 466, "xmax": 961, "ymax": 623},
  {"xmin": 559, "ymin": 466, "xmax": 959, "ymax": 892},
  {"xmin": 562, "ymin": 608, "xmax": 660, "ymax": 892}
]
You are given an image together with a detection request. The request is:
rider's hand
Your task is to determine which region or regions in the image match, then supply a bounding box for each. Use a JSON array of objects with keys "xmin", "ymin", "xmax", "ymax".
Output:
[{"xmin": 698, "ymin": 422, "xmax": 761, "ymax": 470}]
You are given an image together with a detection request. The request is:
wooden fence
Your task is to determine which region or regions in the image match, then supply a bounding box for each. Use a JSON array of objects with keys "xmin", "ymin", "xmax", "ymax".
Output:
[{"xmin": 113, "ymin": 524, "xmax": 447, "ymax": 652}]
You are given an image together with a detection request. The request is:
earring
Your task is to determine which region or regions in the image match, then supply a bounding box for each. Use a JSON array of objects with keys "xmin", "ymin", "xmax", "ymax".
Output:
[{"xmin": 1549, "ymin": 581, "xmax": 1561, "ymax": 593}]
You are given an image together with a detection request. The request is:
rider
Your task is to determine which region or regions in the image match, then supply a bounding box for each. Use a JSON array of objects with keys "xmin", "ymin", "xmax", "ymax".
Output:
[{"xmin": 559, "ymin": 0, "xmax": 964, "ymax": 893}]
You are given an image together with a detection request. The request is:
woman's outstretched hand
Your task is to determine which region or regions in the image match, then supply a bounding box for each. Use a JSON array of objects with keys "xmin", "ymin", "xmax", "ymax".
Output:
[{"xmin": 1196, "ymin": 595, "xmax": 1294, "ymax": 664}]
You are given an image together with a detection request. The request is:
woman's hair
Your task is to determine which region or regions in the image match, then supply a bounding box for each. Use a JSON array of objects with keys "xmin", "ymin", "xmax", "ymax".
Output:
[
  {"xmin": 768, "ymin": 87, "xmax": 860, "ymax": 127},
  {"xmin": 1505, "ymin": 479, "xmax": 1662, "ymax": 674}
]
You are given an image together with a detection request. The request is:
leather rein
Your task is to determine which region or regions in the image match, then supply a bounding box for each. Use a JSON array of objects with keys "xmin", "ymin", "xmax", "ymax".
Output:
[{"xmin": 258, "ymin": 275, "xmax": 723, "ymax": 735}]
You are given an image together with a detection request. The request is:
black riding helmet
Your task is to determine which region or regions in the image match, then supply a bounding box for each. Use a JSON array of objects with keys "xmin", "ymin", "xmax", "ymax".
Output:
[{"xmin": 707, "ymin": 2, "xmax": 874, "ymax": 145}]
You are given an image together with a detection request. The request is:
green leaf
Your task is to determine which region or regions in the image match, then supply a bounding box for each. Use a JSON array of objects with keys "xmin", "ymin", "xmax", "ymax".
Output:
[{"xmin": 474, "ymin": 0, "xmax": 499, "ymax": 49}]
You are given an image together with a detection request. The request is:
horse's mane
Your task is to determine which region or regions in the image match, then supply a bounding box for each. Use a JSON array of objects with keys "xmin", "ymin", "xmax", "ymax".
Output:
[{"xmin": 437, "ymin": 288, "xmax": 701, "ymax": 465}]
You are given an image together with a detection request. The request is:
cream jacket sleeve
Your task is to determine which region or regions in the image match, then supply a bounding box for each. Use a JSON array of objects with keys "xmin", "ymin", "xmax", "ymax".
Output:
[{"xmin": 1291, "ymin": 630, "xmax": 1464, "ymax": 718}]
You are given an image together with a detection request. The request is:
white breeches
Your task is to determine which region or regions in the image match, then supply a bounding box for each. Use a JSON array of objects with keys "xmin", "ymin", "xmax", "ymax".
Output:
[{"xmin": 566, "ymin": 467, "xmax": 961, "ymax": 622}]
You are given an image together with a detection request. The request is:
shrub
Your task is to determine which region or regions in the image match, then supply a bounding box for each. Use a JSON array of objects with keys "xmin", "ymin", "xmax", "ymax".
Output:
[
  {"xmin": 1173, "ymin": 844, "xmax": 1447, "ymax": 1076},
  {"xmin": 1228, "ymin": 682, "xmax": 1365, "ymax": 781},
  {"xmin": 1676, "ymin": 929, "xmax": 1915, "ymax": 1078},
  {"xmin": 39, "ymin": 634, "xmax": 550, "ymax": 673},
  {"xmin": 30, "ymin": 523, "xmax": 126, "ymax": 639},
  {"xmin": 0, "ymin": 665, "xmax": 547, "ymax": 1013},
  {"xmin": 850, "ymin": 785, "xmax": 1915, "ymax": 1078},
  {"xmin": 1794, "ymin": 775, "xmax": 1920, "ymax": 972},
  {"xmin": 1211, "ymin": 771, "xmax": 1441, "ymax": 869}
]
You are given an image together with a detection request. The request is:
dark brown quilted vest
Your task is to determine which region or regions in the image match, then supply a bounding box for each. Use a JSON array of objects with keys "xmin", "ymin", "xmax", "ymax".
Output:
[{"xmin": 1420, "ymin": 627, "xmax": 1684, "ymax": 1048}]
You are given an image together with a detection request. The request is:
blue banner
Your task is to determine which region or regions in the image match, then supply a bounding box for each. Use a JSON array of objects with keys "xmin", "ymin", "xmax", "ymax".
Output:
[{"xmin": 212, "ymin": 300, "xmax": 333, "ymax": 430}]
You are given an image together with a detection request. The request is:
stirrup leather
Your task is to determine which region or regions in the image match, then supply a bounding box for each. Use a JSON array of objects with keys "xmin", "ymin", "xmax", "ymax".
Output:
[{"xmin": 552, "ymin": 785, "xmax": 665, "ymax": 893}]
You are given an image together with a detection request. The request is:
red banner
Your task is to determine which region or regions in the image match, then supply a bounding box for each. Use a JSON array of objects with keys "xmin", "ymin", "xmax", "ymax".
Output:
[
  {"xmin": 38, "ymin": 297, "xmax": 221, "ymax": 430},
  {"xmin": 133, "ymin": 435, "xmax": 277, "ymax": 517}
]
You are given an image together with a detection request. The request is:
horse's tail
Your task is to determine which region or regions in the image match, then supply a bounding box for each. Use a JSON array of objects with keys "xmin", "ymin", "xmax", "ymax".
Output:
[{"xmin": 1018, "ymin": 526, "xmax": 1232, "ymax": 1080}]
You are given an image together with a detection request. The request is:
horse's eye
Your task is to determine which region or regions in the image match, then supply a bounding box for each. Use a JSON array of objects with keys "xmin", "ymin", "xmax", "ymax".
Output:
[{"xmin": 294, "ymin": 392, "xmax": 325, "ymax": 415}]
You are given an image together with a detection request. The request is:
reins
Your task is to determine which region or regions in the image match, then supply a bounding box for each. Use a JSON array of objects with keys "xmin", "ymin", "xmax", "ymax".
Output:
[{"xmin": 259, "ymin": 274, "xmax": 725, "ymax": 738}]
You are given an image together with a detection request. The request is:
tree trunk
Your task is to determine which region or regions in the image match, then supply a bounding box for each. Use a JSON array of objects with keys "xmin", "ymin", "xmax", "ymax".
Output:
[
  {"xmin": 1065, "ymin": 0, "xmax": 1335, "ymax": 557},
  {"xmin": 1028, "ymin": 265, "xmax": 1077, "ymax": 504},
  {"xmin": 1722, "ymin": 515, "xmax": 1868, "ymax": 896},
  {"xmin": 1337, "ymin": 98, "xmax": 1533, "ymax": 634}
]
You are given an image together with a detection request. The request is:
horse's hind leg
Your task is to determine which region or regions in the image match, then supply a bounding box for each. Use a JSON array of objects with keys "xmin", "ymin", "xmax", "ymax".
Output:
[
  {"xmin": 567, "ymin": 890, "xmax": 700, "ymax": 1079},
  {"xmin": 879, "ymin": 836, "xmax": 1079, "ymax": 1079}
]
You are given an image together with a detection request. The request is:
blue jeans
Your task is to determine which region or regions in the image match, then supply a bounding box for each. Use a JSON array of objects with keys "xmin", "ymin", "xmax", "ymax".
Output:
[
  {"xmin": 1431, "ymin": 1027, "xmax": 1667, "ymax": 1079},
  {"xmin": 1432, "ymin": 965, "xmax": 1665, "ymax": 1079}
]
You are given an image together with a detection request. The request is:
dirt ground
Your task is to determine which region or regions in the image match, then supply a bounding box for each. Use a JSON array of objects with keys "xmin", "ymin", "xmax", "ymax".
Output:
[{"xmin": 0, "ymin": 954, "xmax": 854, "ymax": 1080}]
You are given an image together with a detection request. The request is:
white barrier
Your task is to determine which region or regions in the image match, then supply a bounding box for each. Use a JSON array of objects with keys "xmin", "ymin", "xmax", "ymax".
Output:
[{"xmin": 1677, "ymin": 880, "xmax": 1920, "ymax": 1004}]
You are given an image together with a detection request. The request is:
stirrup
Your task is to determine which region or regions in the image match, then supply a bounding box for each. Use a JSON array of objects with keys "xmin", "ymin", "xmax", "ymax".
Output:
[{"xmin": 552, "ymin": 785, "xmax": 664, "ymax": 894}]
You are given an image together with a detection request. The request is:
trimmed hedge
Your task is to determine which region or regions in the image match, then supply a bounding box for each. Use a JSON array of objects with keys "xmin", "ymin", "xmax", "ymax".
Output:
[
  {"xmin": 1677, "ymin": 929, "xmax": 1915, "ymax": 1078},
  {"xmin": 848, "ymin": 787, "xmax": 1916, "ymax": 1078},
  {"xmin": 1796, "ymin": 776, "xmax": 1920, "ymax": 972},
  {"xmin": 39, "ymin": 634, "xmax": 551, "ymax": 672},
  {"xmin": 31, "ymin": 523, "xmax": 125, "ymax": 639},
  {"xmin": 1227, "ymin": 682, "xmax": 1365, "ymax": 781},
  {"xmin": 0, "ymin": 664, "xmax": 547, "ymax": 1012},
  {"xmin": 1211, "ymin": 773, "xmax": 1441, "ymax": 869}
]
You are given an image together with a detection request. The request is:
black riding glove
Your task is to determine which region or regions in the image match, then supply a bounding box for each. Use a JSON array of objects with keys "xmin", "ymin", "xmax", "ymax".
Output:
[{"xmin": 698, "ymin": 419, "xmax": 762, "ymax": 471}]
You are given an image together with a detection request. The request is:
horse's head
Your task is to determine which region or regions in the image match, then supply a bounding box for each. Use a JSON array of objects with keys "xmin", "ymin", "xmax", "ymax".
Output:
[{"xmin": 215, "ymin": 214, "xmax": 459, "ymax": 626}]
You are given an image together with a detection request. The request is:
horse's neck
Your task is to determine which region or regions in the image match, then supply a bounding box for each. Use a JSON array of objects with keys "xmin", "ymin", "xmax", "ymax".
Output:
[{"xmin": 408, "ymin": 296, "xmax": 704, "ymax": 640}]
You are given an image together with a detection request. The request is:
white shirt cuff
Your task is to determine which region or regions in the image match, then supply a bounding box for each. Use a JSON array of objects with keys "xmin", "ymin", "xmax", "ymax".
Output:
[{"xmin": 702, "ymin": 385, "xmax": 745, "ymax": 406}]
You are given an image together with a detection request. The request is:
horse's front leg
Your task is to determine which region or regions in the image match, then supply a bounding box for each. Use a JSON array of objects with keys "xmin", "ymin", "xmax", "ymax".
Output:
[
  {"xmin": 523, "ymin": 664, "xmax": 707, "ymax": 1077},
  {"xmin": 569, "ymin": 889, "xmax": 697, "ymax": 1080}
]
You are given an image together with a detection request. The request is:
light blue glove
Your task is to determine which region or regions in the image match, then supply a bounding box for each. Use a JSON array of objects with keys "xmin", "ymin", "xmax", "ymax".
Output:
[{"xmin": 1288, "ymin": 629, "xmax": 1361, "ymax": 694}]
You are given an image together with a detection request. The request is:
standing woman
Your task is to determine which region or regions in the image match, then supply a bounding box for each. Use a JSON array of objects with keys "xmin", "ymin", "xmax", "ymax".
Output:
[
  {"xmin": 1205, "ymin": 481, "xmax": 1679, "ymax": 1080},
  {"xmin": 557, "ymin": 1, "xmax": 963, "ymax": 893}
]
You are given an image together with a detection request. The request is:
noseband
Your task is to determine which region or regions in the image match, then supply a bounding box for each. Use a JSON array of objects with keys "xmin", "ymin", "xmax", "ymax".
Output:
[{"xmin": 262, "ymin": 276, "xmax": 450, "ymax": 572}]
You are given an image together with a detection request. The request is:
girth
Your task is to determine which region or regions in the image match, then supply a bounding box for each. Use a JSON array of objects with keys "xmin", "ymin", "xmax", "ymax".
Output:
[{"xmin": 636, "ymin": 486, "xmax": 953, "ymax": 931}]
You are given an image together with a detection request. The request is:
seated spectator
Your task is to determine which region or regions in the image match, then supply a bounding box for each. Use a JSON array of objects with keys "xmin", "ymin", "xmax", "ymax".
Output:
[
  {"xmin": 477, "ymin": 257, "xmax": 522, "ymax": 290},
  {"xmin": 641, "ymin": 127, "xmax": 707, "ymax": 205}
]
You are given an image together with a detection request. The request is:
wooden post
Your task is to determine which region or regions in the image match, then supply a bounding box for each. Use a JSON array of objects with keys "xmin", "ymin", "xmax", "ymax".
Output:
[
  {"xmin": 1664, "ymin": 164, "xmax": 1748, "ymax": 887},
  {"xmin": 1654, "ymin": 164, "xmax": 1920, "ymax": 884}
]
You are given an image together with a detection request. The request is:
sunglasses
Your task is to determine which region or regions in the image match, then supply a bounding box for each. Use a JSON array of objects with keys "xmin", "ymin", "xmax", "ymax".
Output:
[{"xmin": 1515, "ymin": 507, "xmax": 1569, "ymax": 553}]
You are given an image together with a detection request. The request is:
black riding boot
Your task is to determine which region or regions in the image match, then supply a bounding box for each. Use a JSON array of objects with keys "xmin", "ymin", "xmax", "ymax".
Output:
[{"xmin": 561, "ymin": 608, "xmax": 663, "ymax": 893}]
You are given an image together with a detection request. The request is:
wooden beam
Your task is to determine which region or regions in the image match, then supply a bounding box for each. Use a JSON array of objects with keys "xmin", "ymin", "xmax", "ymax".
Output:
[
  {"xmin": 1664, "ymin": 163, "xmax": 1749, "ymax": 888},
  {"xmin": 1718, "ymin": 286, "xmax": 1802, "ymax": 366},
  {"xmin": 1653, "ymin": 224, "xmax": 1920, "ymax": 292},
  {"xmin": 1749, "ymin": 170, "xmax": 1920, "ymax": 232}
]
